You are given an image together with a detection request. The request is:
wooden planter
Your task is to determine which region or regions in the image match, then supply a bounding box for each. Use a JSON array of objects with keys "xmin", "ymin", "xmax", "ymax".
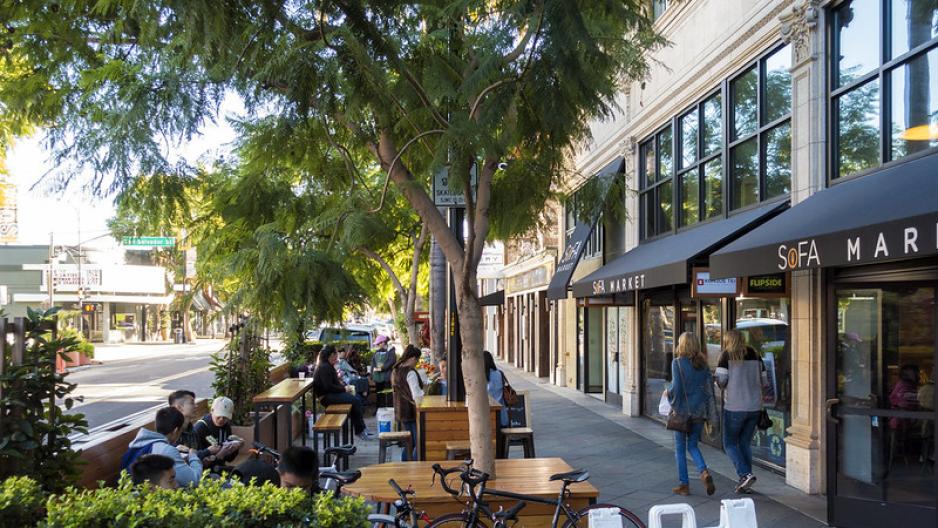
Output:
[{"xmin": 230, "ymin": 411, "xmax": 276, "ymax": 455}]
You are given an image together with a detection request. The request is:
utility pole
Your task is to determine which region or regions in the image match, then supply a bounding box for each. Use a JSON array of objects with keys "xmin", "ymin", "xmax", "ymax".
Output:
[{"xmin": 47, "ymin": 232, "xmax": 55, "ymax": 309}]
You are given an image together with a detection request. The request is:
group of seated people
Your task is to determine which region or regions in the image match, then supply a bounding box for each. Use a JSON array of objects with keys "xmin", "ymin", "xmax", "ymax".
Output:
[{"xmin": 122, "ymin": 389, "xmax": 319, "ymax": 493}]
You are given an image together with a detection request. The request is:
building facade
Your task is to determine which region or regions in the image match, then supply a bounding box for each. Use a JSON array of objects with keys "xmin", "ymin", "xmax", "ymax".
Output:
[{"xmin": 543, "ymin": 1, "xmax": 938, "ymax": 526}]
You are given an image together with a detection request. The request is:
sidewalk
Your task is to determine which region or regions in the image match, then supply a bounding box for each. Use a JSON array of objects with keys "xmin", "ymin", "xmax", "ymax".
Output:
[{"xmin": 500, "ymin": 364, "xmax": 828, "ymax": 527}]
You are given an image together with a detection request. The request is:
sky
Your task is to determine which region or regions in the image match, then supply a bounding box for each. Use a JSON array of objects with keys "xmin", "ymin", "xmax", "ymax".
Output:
[{"xmin": 4, "ymin": 95, "xmax": 243, "ymax": 248}]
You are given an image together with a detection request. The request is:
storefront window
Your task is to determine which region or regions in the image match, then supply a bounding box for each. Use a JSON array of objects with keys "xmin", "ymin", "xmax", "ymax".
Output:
[
  {"xmin": 701, "ymin": 300, "xmax": 724, "ymax": 446},
  {"xmin": 735, "ymin": 296, "xmax": 791, "ymax": 468},
  {"xmin": 643, "ymin": 298, "xmax": 675, "ymax": 421},
  {"xmin": 640, "ymin": 126, "xmax": 676, "ymax": 238},
  {"xmin": 832, "ymin": 0, "xmax": 938, "ymax": 179}
]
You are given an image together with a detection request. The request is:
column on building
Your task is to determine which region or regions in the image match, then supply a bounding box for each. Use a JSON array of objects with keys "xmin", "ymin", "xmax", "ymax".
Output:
[{"xmin": 780, "ymin": 0, "xmax": 824, "ymax": 494}]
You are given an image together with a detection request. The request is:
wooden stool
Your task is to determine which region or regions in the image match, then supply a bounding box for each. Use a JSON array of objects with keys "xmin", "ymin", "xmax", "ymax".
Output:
[
  {"xmin": 326, "ymin": 404, "xmax": 354, "ymax": 445},
  {"xmin": 378, "ymin": 431, "xmax": 414, "ymax": 464},
  {"xmin": 501, "ymin": 427, "xmax": 535, "ymax": 458},
  {"xmin": 445, "ymin": 440, "xmax": 472, "ymax": 460},
  {"xmin": 314, "ymin": 414, "xmax": 348, "ymax": 469}
]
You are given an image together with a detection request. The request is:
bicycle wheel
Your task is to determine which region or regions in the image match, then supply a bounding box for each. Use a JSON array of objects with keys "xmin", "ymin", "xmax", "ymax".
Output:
[
  {"xmin": 426, "ymin": 512, "xmax": 491, "ymax": 528},
  {"xmin": 562, "ymin": 503, "xmax": 646, "ymax": 528}
]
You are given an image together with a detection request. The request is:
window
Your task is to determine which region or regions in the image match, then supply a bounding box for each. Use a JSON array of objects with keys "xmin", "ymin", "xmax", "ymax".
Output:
[
  {"xmin": 677, "ymin": 93, "xmax": 723, "ymax": 227},
  {"xmin": 729, "ymin": 45, "xmax": 792, "ymax": 210},
  {"xmin": 651, "ymin": 0, "xmax": 669, "ymax": 21},
  {"xmin": 639, "ymin": 44, "xmax": 791, "ymax": 238},
  {"xmin": 831, "ymin": 0, "xmax": 938, "ymax": 179},
  {"xmin": 640, "ymin": 127, "xmax": 674, "ymax": 238}
]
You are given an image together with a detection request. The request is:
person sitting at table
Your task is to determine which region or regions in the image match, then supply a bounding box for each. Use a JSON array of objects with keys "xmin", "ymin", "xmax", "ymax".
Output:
[
  {"xmin": 278, "ymin": 446, "xmax": 320, "ymax": 494},
  {"xmin": 338, "ymin": 346, "xmax": 370, "ymax": 400},
  {"xmin": 130, "ymin": 454, "xmax": 178, "ymax": 490},
  {"xmin": 314, "ymin": 344, "xmax": 375, "ymax": 440},
  {"xmin": 192, "ymin": 396, "xmax": 243, "ymax": 470},
  {"xmin": 392, "ymin": 345, "xmax": 424, "ymax": 461},
  {"xmin": 168, "ymin": 389, "xmax": 219, "ymax": 465}
]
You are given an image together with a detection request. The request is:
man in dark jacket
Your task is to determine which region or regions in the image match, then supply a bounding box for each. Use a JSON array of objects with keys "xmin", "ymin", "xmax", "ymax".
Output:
[
  {"xmin": 313, "ymin": 345, "xmax": 374, "ymax": 440},
  {"xmin": 192, "ymin": 396, "xmax": 243, "ymax": 468},
  {"xmin": 168, "ymin": 390, "xmax": 219, "ymax": 464}
]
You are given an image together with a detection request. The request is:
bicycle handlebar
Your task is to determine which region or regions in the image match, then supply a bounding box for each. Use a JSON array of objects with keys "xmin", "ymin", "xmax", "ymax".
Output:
[
  {"xmin": 388, "ymin": 479, "xmax": 413, "ymax": 499},
  {"xmin": 431, "ymin": 461, "xmax": 490, "ymax": 497}
]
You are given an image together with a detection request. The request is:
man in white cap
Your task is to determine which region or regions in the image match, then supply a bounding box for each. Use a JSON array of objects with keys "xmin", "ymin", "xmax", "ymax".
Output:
[{"xmin": 192, "ymin": 396, "xmax": 243, "ymax": 469}]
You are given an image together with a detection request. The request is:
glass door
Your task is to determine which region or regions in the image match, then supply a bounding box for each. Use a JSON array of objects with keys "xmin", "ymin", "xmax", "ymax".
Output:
[
  {"xmin": 586, "ymin": 307, "xmax": 604, "ymax": 394},
  {"xmin": 829, "ymin": 284, "xmax": 937, "ymax": 527},
  {"xmin": 606, "ymin": 307, "xmax": 622, "ymax": 405}
]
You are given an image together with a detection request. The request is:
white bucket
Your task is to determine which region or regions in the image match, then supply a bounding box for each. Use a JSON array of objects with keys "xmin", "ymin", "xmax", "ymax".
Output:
[{"xmin": 377, "ymin": 407, "xmax": 395, "ymax": 433}]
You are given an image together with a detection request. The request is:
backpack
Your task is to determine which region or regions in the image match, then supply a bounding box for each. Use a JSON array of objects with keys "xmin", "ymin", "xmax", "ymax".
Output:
[
  {"xmin": 501, "ymin": 371, "xmax": 519, "ymax": 406},
  {"xmin": 119, "ymin": 443, "xmax": 154, "ymax": 472}
]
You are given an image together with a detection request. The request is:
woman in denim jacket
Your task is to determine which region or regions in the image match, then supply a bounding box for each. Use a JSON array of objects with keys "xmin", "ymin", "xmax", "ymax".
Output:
[{"xmin": 668, "ymin": 332, "xmax": 716, "ymax": 496}]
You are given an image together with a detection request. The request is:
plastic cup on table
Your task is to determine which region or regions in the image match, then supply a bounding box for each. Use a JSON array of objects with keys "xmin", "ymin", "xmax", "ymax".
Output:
[{"xmin": 298, "ymin": 371, "xmax": 306, "ymax": 380}]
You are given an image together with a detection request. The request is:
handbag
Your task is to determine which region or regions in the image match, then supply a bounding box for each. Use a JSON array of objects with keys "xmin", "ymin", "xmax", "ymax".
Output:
[
  {"xmin": 501, "ymin": 371, "xmax": 519, "ymax": 406},
  {"xmin": 666, "ymin": 360, "xmax": 693, "ymax": 433},
  {"xmin": 757, "ymin": 409, "xmax": 773, "ymax": 430}
]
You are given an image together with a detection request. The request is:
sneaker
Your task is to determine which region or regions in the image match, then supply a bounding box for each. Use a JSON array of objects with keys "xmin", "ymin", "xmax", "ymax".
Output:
[
  {"xmin": 671, "ymin": 483, "xmax": 689, "ymax": 496},
  {"xmin": 358, "ymin": 431, "xmax": 376, "ymax": 441},
  {"xmin": 735, "ymin": 473, "xmax": 756, "ymax": 494},
  {"xmin": 700, "ymin": 470, "xmax": 715, "ymax": 496}
]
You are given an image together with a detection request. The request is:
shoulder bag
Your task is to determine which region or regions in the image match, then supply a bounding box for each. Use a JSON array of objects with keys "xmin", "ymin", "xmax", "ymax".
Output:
[
  {"xmin": 666, "ymin": 359, "xmax": 693, "ymax": 433},
  {"xmin": 500, "ymin": 371, "xmax": 519, "ymax": 406}
]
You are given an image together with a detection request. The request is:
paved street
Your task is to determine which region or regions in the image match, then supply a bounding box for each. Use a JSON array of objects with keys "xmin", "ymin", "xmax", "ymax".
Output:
[{"xmin": 65, "ymin": 340, "xmax": 226, "ymax": 430}]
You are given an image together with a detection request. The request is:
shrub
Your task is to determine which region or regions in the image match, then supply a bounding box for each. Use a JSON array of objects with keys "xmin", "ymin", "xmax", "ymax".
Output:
[
  {"xmin": 42, "ymin": 474, "xmax": 370, "ymax": 528},
  {"xmin": 0, "ymin": 476, "xmax": 45, "ymax": 528}
]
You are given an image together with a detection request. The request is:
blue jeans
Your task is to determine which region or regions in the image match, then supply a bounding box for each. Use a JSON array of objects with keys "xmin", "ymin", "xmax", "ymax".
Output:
[
  {"xmin": 723, "ymin": 410, "xmax": 761, "ymax": 477},
  {"xmin": 401, "ymin": 420, "xmax": 418, "ymax": 461},
  {"xmin": 674, "ymin": 421, "xmax": 708, "ymax": 484}
]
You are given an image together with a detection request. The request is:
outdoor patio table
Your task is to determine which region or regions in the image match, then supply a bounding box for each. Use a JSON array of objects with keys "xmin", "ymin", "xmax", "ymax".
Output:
[
  {"xmin": 417, "ymin": 395, "xmax": 501, "ymax": 461},
  {"xmin": 342, "ymin": 457, "xmax": 598, "ymax": 527},
  {"xmin": 252, "ymin": 378, "xmax": 315, "ymax": 450}
]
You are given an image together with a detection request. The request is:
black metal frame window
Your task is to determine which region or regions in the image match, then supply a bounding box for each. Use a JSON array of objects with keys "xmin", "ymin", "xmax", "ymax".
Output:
[
  {"xmin": 639, "ymin": 126, "xmax": 674, "ymax": 239},
  {"xmin": 651, "ymin": 0, "xmax": 669, "ymax": 21},
  {"xmin": 728, "ymin": 44, "xmax": 793, "ymax": 211},
  {"xmin": 677, "ymin": 92, "xmax": 724, "ymax": 226},
  {"xmin": 830, "ymin": 0, "xmax": 938, "ymax": 181}
]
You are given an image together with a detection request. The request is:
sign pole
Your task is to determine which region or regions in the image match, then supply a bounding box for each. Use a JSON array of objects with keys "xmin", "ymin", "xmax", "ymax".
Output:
[{"xmin": 446, "ymin": 207, "xmax": 466, "ymax": 402}]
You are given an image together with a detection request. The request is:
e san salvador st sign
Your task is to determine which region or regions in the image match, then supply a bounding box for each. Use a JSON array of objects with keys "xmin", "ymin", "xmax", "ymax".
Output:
[{"xmin": 121, "ymin": 236, "xmax": 176, "ymax": 248}]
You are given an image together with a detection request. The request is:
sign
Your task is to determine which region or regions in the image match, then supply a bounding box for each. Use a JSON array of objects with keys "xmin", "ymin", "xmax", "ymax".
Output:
[
  {"xmin": 32, "ymin": 264, "xmax": 166, "ymax": 295},
  {"xmin": 121, "ymin": 236, "xmax": 176, "ymax": 248},
  {"xmin": 51, "ymin": 268, "xmax": 104, "ymax": 290},
  {"xmin": 691, "ymin": 268, "xmax": 739, "ymax": 298},
  {"xmin": 505, "ymin": 392, "xmax": 528, "ymax": 428},
  {"xmin": 743, "ymin": 273, "xmax": 789, "ymax": 297},
  {"xmin": 547, "ymin": 222, "xmax": 595, "ymax": 300},
  {"xmin": 506, "ymin": 265, "xmax": 550, "ymax": 294},
  {"xmin": 81, "ymin": 302, "xmax": 97, "ymax": 313},
  {"xmin": 477, "ymin": 242, "xmax": 505, "ymax": 279},
  {"xmin": 185, "ymin": 248, "xmax": 197, "ymax": 278},
  {"xmin": 0, "ymin": 178, "xmax": 17, "ymax": 243},
  {"xmin": 432, "ymin": 166, "xmax": 477, "ymax": 207}
]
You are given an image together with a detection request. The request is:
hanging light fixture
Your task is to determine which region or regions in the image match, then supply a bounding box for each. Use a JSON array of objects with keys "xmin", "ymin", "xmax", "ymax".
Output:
[{"xmin": 899, "ymin": 123, "xmax": 938, "ymax": 141}]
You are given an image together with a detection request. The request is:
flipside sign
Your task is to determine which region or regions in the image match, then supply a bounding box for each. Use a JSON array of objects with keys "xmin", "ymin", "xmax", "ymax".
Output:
[
  {"xmin": 743, "ymin": 273, "xmax": 789, "ymax": 297},
  {"xmin": 691, "ymin": 268, "xmax": 739, "ymax": 298}
]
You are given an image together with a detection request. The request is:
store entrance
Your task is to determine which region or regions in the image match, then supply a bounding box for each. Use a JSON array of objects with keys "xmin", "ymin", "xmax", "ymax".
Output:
[{"xmin": 829, "ymin": 282, "xmax": 937, "ymax": 527}]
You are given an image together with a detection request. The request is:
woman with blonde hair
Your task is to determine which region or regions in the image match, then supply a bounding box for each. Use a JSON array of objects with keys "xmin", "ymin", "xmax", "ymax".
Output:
[
  {"xmin": 716, "ymin": 329, "xmax": 768, "ymax": 494},
  {"xmin": 667, "ymin": 332, "xmax": 716, "ymax": 496}
]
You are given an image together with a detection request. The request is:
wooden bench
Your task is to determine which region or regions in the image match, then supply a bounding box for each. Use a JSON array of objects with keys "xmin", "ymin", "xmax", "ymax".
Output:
[
  {"xmin": 445, "ymin": 440, "xmax": 471, "ymax": 460},
  {"xmin": 313, "ymin": 414, "xmax": 348, "ymax": 468},
  {"xmin": 325, "ymin": 404, "xmax": 353, "ymax": 445}
]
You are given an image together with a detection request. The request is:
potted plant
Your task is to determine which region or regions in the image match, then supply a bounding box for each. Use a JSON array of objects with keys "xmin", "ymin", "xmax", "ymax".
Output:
[{"xmin": 210, "ymin": 332, "xmax": 275, "ymax": 450}]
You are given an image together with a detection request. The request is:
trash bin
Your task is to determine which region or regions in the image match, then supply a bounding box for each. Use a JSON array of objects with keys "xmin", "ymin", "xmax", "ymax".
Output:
[{"xmin": 174, "ymin": 328, "xmax": 184, "ymax": 344}]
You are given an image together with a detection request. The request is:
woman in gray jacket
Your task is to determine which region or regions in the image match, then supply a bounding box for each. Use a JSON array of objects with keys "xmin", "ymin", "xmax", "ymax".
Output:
[{"xmin": 716, "ymin": 329, "xmax": 768, "ymax": 494}]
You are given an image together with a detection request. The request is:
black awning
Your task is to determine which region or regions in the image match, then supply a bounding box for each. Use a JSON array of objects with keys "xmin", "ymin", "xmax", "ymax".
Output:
[
  {"xmin": 710, "ymin": 154, "xmax": 938, "ymax": 279},
  {"xmin": 478, "ymin": 289, "xmax": 504, "ymax": 306},
  {"xmin": 547, "ymin": 157, "xmax": 624, "ymax": 300},
  {"xmin": 572, "ymin": 201, "xmax": 786, "ymax": 297}
]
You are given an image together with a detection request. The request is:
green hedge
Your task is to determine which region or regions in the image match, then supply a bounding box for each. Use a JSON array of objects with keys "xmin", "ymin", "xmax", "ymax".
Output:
[{"xmin": 0, "ymin": 475, "xmax": 370, "ymax": 528}]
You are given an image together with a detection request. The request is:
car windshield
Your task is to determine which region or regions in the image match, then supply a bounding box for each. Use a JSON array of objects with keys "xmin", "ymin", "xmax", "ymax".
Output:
[{"xmin": 319, "ymin": 329, "xmax": 371, "ymax": 343}]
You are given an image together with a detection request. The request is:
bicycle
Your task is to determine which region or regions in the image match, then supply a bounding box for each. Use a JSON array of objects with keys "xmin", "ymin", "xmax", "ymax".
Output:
[
  {"xmin": 366, "ymin": 478, "xmax": 433, "ymax": 528},
  {"xmin": 426, "ymin": 460, "xmax": 645, "ymax": 528}
]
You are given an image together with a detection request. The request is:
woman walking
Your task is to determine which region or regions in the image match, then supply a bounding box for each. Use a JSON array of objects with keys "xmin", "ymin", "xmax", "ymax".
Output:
[
  {"xmin": 668, "ymin": 332, "xmax": 716, "ymax": 496},
  {"xmin": 716, "ymin": 329, "xmax": 768, "ymax": 494},
  {"xmin": 391, "ymin": 345, "xmax": 424, "ymax": 461}
]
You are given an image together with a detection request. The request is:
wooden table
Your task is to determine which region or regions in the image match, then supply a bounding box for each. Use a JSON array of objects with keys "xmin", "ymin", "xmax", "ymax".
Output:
[
  {"xmin": 417, "ymin": 395, "xmax": 501, "ymax": 461},
  {"xmin": 343, "ymin": 458, "xmax": 598, "ymax": 527},
  {"xmin": 252, "ymin": 378, "xmax": 315, "ymax": 449}
]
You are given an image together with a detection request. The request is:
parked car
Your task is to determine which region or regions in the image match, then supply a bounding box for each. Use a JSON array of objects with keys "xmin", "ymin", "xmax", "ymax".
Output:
[{"xmin": 305, "ymin": 324, "xmax": 378, "ymax": 348}]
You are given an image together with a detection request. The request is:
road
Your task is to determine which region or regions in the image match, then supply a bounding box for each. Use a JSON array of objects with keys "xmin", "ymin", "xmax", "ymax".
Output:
[{"xmin": 65, "ymin": 340, "xmax": 226, "ymax": 430}]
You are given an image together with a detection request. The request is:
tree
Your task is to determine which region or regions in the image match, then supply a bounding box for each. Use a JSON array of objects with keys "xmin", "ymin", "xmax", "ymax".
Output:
[{"xmin": 1, "ymin": 1, "xmax": 663, "ymax": 474}]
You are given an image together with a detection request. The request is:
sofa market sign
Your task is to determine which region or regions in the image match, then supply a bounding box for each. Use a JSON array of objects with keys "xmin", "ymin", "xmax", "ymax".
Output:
[{"xmin": 776, "ymin": 215, "xmax": 938, "ymax": 272}]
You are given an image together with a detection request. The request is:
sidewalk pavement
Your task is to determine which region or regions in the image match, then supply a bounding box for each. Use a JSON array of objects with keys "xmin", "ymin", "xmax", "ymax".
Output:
[{"xmin": 500, "ymin": 363, "xmax": 828, "ymax": 528}]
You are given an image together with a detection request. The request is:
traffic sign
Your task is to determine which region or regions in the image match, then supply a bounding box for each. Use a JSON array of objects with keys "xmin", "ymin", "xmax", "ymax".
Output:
[{"xmin": 121, "ymin": 236, "xmax": 175, "ymax": 247}]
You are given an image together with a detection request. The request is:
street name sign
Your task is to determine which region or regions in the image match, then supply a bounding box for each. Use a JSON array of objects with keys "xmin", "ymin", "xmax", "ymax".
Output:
[{"xmin": 122, "ymin": 236, "xmax": 175, "ymax": 247}]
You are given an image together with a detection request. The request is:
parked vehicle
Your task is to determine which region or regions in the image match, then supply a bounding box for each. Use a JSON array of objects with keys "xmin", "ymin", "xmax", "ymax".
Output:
[{"xmin": 305, "ymin": 324, "xmax": 378, "ymax": 348}]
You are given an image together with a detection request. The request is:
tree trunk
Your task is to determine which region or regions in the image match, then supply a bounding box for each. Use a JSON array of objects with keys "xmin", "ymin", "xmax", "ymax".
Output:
[
  {"xmin": 456, "ymin": 287, "xmax": 495, "ymax": 476},
  {"xmin": 182, "ymin": 296, "xmax": 194, "ymax": 343}
]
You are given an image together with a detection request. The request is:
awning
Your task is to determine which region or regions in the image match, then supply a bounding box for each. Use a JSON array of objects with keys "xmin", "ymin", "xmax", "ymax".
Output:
[
  {"xmin": 547, "ymin": 157, "xmax": 624, "ymax": 300},
  {"xmin": 710, "ymin": 154, "xmax": 938, "ymax": 279},
  {"xmin": 572, "ymin": 201, "xmax": 786, "ymax": 297},
  {"xmin": 478, "ymin": 289, "xmax": 504, "ymax": 306}
]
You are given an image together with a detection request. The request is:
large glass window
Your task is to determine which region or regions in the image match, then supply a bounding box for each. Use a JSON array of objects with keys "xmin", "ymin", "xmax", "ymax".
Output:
[
  {"xmin": 642, "ymin": 296, "xmax": 675, "ymax": 421},
  {"xmin": 640, "ymin": 44, "xmax": 792, "ymax": 237},
  {"xmin": 832, "ymin": 0, "xmax": 938, "ymax": 179},
  {"xmin": 729, "ymin": 45, "xmax": 792, "ymax": 210}
]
